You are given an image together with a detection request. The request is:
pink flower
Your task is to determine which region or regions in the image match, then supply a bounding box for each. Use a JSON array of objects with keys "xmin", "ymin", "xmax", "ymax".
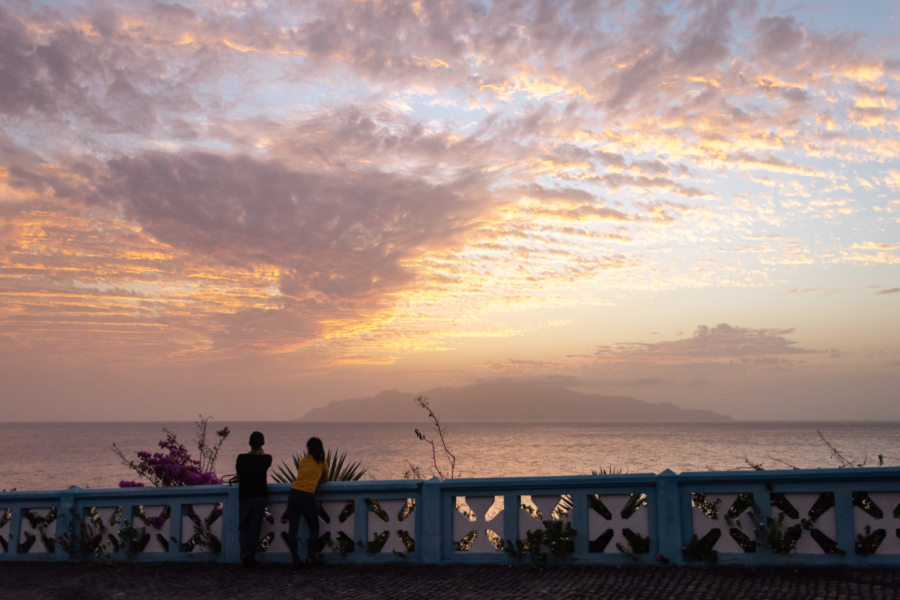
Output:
[{"xmin": 119, "ymin": 425, "xmax": 228, "ymax": 487}]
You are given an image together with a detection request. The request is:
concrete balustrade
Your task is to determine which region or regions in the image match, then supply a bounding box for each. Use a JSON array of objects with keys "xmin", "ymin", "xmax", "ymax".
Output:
[{"xmin": 2, "ymin": 467, "xmax": 899, "ymax": 567}]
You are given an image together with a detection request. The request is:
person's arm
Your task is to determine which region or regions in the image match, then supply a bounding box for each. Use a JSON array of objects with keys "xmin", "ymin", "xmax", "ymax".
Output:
[{"xmin": 319, "ymin": 463, "xmax": 328, "ymax": 483}]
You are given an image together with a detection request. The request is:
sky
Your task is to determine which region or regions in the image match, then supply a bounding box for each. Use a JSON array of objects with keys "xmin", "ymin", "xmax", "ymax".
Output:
[{"xmin": 1, "ymin": 0, "xmax": 898, "ymax": 422}]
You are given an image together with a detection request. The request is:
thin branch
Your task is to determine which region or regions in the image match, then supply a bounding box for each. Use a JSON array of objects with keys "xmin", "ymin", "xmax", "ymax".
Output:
[
  {"xmin": 414, "ymin": 427, "xmax": 443, "ymax": 478},
  {"xmin": 765, "ymin": 456, "xmax": 800, "ymax": 470},
  {"xmin": 817, "ymin": 429, "xmax": 855, "ymax": 468},
  {"xmin": 412, "ymin": 396, "xmax": 457, "ymax": 479},
  {"xmin": 195, "ymin": 416, "xmax": 210, "ymax": 473},
  {"xmin": 741, "ymin": 457, "xmax": 764, "ymax": 471},
  {"xmin": 111, "ymin": 442, "xmax": 161, "ymax": 486}
]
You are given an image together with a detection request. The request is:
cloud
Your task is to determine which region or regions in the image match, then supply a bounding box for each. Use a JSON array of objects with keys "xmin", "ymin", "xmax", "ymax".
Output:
[
  {"xmin": 3, "ymin": 129, "xmax": 507, "ymax": 355},
  {"xmin": 11, "ymin": 147, "xmax": 490, "ymax": 283},
  {"xmin": 874, "ymin": 288, "xmax": 900, "ymax": 295},
  {"xmin": 0, "ymin": 5, "xmax": 164, "ymax": 129},
  {"xmin": 729, "ymin": 152, "xmax": 825, "ymax": 177},
  {"xmin": 843, "ymin": 242, "xmax": 900, "ymax": 265},
  {"xmin": 754, "ymin": 16, "xmax": 806, "ymax": 58},
  {"xmin": 0, "ymin": 6, "xmax": 84, "ymax": 118},
  {"xmin": 594, "ymin": 324, "xmax": 816, "ymax": 366},
  {"xmin": 82, "ymin": 149, "xmax": 494, "ymax": 345},
  {"xmin": 786, "ymin": 288, "xmax": 839, "ymax": 296}
]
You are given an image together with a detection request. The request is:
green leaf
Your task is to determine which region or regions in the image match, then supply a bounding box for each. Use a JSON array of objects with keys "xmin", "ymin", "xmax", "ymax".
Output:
[{"xmin": 271, "ymin": 448, "xmax": 368, "ymax": 483}]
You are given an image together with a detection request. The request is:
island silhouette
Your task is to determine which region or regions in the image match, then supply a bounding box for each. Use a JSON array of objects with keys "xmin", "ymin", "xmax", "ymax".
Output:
[{"xmin": 300, "ymin": 382, "xmax": 731, "ymax": 422}]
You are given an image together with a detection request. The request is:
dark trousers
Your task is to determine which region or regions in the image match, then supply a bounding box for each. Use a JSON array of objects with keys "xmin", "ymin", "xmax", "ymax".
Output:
[
  {"xmin": 286, "ymin": 488, "xmax": 320, "ymax": 562},
  {"xmin": 238, "ymin": 496, "xmax": 267, "ymax": 561}
]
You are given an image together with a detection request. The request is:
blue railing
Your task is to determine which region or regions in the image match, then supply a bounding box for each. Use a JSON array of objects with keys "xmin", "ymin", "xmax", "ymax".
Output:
[{"xmin": 2, "ymin": 467, "xmax": 899, "ymax": 566}]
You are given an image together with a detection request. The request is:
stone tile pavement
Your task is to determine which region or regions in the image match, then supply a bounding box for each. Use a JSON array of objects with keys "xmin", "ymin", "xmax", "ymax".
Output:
[{"xmin": 2, "ymin": 562, "xmax": 899, "ymax": 600}]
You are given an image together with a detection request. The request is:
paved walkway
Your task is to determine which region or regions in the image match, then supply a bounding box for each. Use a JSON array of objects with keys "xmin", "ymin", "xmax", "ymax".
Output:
[{"xmin": 2, "ymin": 562, "xmax": 899, "ymax": 600}]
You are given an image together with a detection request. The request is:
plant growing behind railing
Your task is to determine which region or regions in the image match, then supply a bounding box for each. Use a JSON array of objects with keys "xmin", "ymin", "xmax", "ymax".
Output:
[
  {"xmin": 689, "ymin": 489, "xmax": 846, "ymax": 560},
  {"xmin": 856, "ymin": 525, "xmax": 886, "ymax": 556},
  {"xmin": 616, "ymin": 529, "xmax": 650, "ymax": 560},
  {"xmin": 55, "ymin": 501, "xmax": 222, "ymax": 558},
  {"xmin": 499, "ymin": 499, "xmax": 576, "ymax": 566},
  {"xmin": 853, "ymin": 492, "xmax": 889, "ymax": 556},
  {"xmin": 271, "ymin": 448, "xmax": 368, "ymax": 483},
  {"xmin": 105, "ymin": 416, "xmax": 229, "ymax": 554},
  {"xmin": 0, "ymin": 508, "xmax": 10, "ymax": 553},
  {"xmin": 503, "ymin": 519, "xmax": 576, "ymax": 567},
  {"xmin": 763, "ymin": 492, "xmax": 843, "ymax": 556},
  {"xmin": 741, "ymin": 429, "xmax": 887, "ymax": 471},
  {"xmin": 111, "ymin": 415, "xmax": 229, "ymax": 487},
  {"xmin": 314, "ymin": 500, "xmax": 356, "ymax": 557},
  {"xmin": 365, "ymin": 498, "xmax": 415, "ymax": 556},
  {"xmin": 405, "ymin": 396, "xmax": 457, "ymax": 479},
  {"xmin": 58, "ymin": 506, "xmax": 138, "ymax": 561},
  {"xmin": 682, "ymin": 532, "xmax": 720, "ymax": 564},
  {"xmin": 18, "ymin": 508, "xmax": 57, "ymax": 554}
]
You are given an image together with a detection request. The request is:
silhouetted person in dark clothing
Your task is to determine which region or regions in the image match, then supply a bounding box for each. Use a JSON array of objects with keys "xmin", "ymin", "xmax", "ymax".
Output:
[{"xmin": 236, "ymin": 431, "xmax": 272, "ymax": 566}]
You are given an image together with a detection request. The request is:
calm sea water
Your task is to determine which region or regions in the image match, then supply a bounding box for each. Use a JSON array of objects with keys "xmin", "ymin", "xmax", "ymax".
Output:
[{"xmin": 1, "ymin": 421, "xmax": 899, "ymax": 491}]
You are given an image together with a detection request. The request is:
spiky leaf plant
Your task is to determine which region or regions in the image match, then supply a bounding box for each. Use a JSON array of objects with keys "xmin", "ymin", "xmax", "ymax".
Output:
[{"xmin": 272, "ymin": 448, "xmax": 367, "ymax": 483}]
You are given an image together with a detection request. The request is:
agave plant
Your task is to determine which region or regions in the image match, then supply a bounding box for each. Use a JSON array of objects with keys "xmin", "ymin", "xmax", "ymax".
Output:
[{"xmin": 272, "ymin": 448, "xmax": 367, "ymax": 483}]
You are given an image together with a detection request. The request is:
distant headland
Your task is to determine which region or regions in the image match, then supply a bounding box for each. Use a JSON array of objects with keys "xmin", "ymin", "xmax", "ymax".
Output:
[{"xmin": 299, "ymin": 382, "xmax": 732, "ymax": 423}]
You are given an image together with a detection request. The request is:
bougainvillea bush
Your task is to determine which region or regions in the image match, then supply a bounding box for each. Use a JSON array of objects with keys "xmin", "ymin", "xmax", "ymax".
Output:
[{"xmin": 113, "ymin": 416, "xmax": 229, "ymax": 487}]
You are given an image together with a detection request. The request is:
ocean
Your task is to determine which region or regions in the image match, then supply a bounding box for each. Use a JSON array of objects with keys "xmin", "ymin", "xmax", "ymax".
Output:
[{"xmin": 1, "ymin": 421, "xmax": 899, "ymax": 491}]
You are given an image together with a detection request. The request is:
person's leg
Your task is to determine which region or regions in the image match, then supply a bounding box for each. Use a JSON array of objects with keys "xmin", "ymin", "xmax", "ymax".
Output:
[
  {"xmin": 286, "ymin": 489, "xmax": 302, "ymax": 564},
  {"xmin": 298, "ymin": 492, "xmax": 321, "ymax": 564},
  {"xmin": 238, "ymin": 499, "xmax": 252, "ymax": 563},
  {"xmin": 246, "ymin": 497, "xmax": 266, "ymax": 562}
]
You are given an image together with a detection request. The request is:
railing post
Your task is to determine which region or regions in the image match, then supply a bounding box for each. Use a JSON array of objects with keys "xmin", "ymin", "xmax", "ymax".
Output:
[
  {"xmin": 756, "ymin": 485, "xmax": 773, "ymax": 564},
  {"xmin": 221, "ymin": 485, "xmax": 241, "ymax": 563},
  {"xmin": 833, "ymin": 487, "xmax": 855, "ymax": 560},
  {"xmin": 354, "ymin": 489, "xmax": 369, "ymax": 557},
  {"xmin": 420, "ymin": 477, "xmax": 442, "ymax": 564},
  {"xmin": 170, "ymin": 501, "xmax": 183, "ymax": 558},
  {"xmin": 655, "ymin": 470, "xmax": 683, "ymax": 565},
  {"xmin": 503, "ymin": 491, "xmax": 518, "ymax": 562},
  {"xmin": 55, "ymin": 487, "xmax": 80, "ymax": 561},
  {"xmin": 571, "ymin": 488, "xmax": 589, "ymax": 561},
  {"xmin": 8, "ymin": 505, "xmax": 22, "ymax": 560}
]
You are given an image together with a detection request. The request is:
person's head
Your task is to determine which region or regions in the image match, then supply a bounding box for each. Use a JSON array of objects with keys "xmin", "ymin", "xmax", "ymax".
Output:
[
  {"xmin": 249, "ymin": 431, "xmax": 265, "ymax": 450},
  {"xmin": 306, "ymin": 437, "xmax": 325, "ymax": 463}
]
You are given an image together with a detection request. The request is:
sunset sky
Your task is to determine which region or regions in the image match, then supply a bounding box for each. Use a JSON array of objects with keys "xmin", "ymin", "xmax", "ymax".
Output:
[{"xmin": 1, "ymin": 0, "xmax": 898, "ymax": 422}]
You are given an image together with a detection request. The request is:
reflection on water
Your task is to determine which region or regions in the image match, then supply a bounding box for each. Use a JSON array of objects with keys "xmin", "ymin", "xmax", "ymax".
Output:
[{"xmin": 1, "ymin": 420, "xmax": 899, "ymax": 491}]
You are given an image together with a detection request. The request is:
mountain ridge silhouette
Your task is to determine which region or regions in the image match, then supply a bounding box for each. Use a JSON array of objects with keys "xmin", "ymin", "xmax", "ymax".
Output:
[{"xmin": 299, "ymin": 381, "xmax": 731, "ymax": 422}]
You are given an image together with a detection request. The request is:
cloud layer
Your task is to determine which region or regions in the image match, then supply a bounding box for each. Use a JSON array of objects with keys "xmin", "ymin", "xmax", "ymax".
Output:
[{"xmin": 1, "ymin": 0, "xmax": 898, "ymax": 419}]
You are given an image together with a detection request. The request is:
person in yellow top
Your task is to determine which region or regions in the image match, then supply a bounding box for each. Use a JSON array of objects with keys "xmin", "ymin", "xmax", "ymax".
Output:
[{"xmin": 286, "ymin": 437, "xmax": 328, "ymax": 566}]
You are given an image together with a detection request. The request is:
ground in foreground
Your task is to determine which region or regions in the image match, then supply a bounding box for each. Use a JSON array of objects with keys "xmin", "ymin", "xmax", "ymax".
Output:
[{"xmin": 2, "ymin": 562, "xmax": 898, "ymax": 600}]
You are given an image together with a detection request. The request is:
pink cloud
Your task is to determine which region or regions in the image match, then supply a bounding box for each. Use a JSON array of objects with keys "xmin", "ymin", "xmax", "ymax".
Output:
[{"xmin": 595, "ymin": 324, "xmax": 816, "ymax": 366}]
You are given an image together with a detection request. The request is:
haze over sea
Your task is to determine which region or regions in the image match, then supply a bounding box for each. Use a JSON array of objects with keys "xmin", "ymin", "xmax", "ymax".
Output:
[{"xmin": 2, "ymin": 421, "xmax": 900, "ymax": 492}]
